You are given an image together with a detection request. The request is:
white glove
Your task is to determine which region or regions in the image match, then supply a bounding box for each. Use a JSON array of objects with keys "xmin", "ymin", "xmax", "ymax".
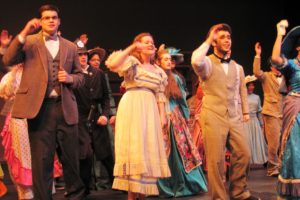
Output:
[{"xmin": 277, "ymin": 20, "xmax": 289, "ymax": 36}]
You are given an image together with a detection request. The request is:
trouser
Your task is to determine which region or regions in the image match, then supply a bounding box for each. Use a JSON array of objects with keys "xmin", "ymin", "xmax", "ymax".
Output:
[
  {"xmin": 201, "ymin": 109, "xmax": 251, "ymax": 200},
  {"xmin": 28, "ymin": 99, "xmax": 85, "ymax": 200},
  {"xmin": 263, "ymin": 114, "xmax": 282, "ymax": 175}
]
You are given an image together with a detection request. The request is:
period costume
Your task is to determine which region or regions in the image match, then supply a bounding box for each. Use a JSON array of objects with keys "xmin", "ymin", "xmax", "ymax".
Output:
[
  {"xmin": 253, "ymin": 57, "xmax": 283, "ymax": 176},
  {"xmin": 192, "ymin": 42, "xmax": 251, "ymax": 199},
  {"xmin": 106, "ymin": 52, "xmax": 170, "ymax": 195},
  {"xmin": 158, "ymin": 72, "xmax": 207, "ymax": 197}
]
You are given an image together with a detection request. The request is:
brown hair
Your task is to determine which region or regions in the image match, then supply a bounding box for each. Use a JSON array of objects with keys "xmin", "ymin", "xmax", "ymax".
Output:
[
  {"xmin": 156, "ymin": 50, "xmax": 182, "ymax": 99},
  {"xmin": 206, "ymin": 23, "xmax": 232, "ymax": 39},
  {"xmin": 39, "ymin": 4, "xmax": 59, "ymax": 18},
  {"xmin": 131, "ymin": 32, "xmax": 155, "ymax": 64}
]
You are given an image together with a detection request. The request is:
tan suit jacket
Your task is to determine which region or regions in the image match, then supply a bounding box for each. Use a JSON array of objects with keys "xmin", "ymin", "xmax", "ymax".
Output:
[
  {"xmin": 253, "ymin": 57, "xmax": 283, "ymax": 118},
  {"xmin": 2, "ymin": 32, "xmax": 84, "ymax": 125}
]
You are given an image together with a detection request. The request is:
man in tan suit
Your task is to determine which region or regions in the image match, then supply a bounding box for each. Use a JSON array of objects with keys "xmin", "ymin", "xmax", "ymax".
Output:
[
  {"xmin": 2, "ymin": 5, "xmax": 85, "ymax": 200},
  {"xmin": 191, "ymin": 24, "xmax": 260, "ymax": 200},
  {"xmin": 253, "ymin": 42, "xmax": 283, "ymax": 177}
]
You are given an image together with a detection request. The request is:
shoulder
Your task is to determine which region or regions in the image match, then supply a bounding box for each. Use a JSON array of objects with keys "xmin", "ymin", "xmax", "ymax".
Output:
[{"xmin": 60, "ymin": 37, "xmax": 77, "ymax": 49}]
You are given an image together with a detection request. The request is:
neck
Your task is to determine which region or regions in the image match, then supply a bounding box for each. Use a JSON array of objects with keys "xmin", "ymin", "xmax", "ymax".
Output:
[
  {"xmin": 43, "ymin": 30, "xmax": 57, "ymax": 36},
  {"xmin": 141, "ymin": 54, "xmax": 151, "ymax": 64},
  {"xmin": 214, "ymin": 49, "xmax": 228, "ymax": 59}
]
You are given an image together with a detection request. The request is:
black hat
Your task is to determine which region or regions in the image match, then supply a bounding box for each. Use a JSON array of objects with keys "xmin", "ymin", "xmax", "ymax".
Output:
[
  {"xmin": 75, "ymin": 40, "xmax": 88, "ymax": 54},
  {"xmin": 281, "ymin": 26, "xmax": 300, "ymax": 59},
  {"xmin": 88, "ymin": 47, "xmax": 106, "ymax": 61}
]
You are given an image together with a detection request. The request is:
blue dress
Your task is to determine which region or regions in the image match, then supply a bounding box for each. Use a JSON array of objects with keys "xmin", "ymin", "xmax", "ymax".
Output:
[
  {"xmin": 243, "ymin": 93, "xmax": 268, "ymax": 165},
  {"xmin": 277, "ymin": 59, "xmax": 300, "ymax": 198},
  {"xmin": 157, "ymin": 73, "xmax": 207, "ymax": 197}
]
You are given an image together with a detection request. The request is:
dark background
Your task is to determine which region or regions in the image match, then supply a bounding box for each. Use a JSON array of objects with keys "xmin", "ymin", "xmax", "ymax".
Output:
[
  {"xmin": 0, "ymin": 0, "xmax": 298, "ymax": 103},
  {"xmin": 0, "ymin": 0, "xmax": 298, "ymax": 158},
  {"xmin": 0, "ymin": 0, "xmax": 298, "ymax": 72}
]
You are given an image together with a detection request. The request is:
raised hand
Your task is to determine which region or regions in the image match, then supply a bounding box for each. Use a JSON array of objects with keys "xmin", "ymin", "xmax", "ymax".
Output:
[
  {"xmin": 20, "ymin": 18, "xmax": 40, "ymax": 38},
  {"xmin": 255, "ymin": 42, "xmax": 262, "ymax": 56},
  {"xmin": 277, "ymin": 19, "xmax": 289, "ymax": 36},
  {"xmin": 0, "ymin": 30, "xmax": 13, "ymax": 48},
  {"xmin": 206, "ymin": 24, "xmax": 223, "ymax": 45}
]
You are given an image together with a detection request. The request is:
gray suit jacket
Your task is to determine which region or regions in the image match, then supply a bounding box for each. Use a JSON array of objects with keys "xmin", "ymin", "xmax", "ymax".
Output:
[{"xmin": 2, "ymin": 31, "xmax": 84, "ymax": 125}]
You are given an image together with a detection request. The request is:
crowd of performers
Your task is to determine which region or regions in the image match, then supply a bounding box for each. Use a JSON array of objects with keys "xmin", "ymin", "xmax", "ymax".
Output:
[{"xmin": 0, "ymin": 4, "xmax": 300, "ymax": 200}]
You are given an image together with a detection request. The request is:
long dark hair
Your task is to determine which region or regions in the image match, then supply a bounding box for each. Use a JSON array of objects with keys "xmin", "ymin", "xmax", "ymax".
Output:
[{"xmin": 156, "ymin": 50, "xmax": 182, "ymax": 99}]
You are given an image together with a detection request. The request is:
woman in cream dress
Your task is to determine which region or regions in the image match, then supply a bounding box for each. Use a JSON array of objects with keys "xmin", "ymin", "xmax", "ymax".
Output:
[{"xmin": 106, "ymin": 33, "xmax": 170, "ymax": 200}]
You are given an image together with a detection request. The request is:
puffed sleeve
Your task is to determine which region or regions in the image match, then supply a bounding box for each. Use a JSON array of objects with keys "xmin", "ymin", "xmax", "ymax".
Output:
[
  {"xmin": 105, "ymin": 50, "xmax": 141, "ymax": 77},
  {"xmin": 155, "ymin": 66, "xmax": 168, "ymax": 103}
]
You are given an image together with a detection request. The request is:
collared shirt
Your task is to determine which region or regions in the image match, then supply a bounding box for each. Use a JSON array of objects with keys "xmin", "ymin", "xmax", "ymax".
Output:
[
  {"xmin": 81, "ymin": 65, "xmax": 90, "ymax": 74},
  {"xmin": 43, "ymin": 32, "xmax": 59, "ymax": 58}
]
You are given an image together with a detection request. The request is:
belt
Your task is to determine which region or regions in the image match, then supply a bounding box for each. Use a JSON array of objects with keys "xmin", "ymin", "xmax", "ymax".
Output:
[
  {"xmin": 44, "ymin": 96, "xmax": 61, "ymax": 103},
  {"xmin": 126, "ymin": 87, "xmax": 154, "ymax": 94}
]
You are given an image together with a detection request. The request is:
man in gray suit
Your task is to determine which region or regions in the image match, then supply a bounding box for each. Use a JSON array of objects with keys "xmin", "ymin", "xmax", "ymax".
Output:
[
  {"xmin": 253, "ymin": 42, "xmax": 283, "ymax": 177},
  {"xmin": 2, "ymin": 5, "xmax": 85, "ymax": 200},
  {"xmin": 191, "ymin": 24, "xmax": 260, "ymax": 200}
]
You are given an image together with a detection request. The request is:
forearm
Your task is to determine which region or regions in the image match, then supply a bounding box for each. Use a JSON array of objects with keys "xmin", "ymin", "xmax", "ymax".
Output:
[
  {"xmin": 106, "ymin": 43, "xmax": 136, "ymax": 71},
  {"xmin": 271, "ymin": 35, "xmax": 284, "ymax": 65},
  {"xmin": 253, "ymin": 56, "xmax": 264, "ymax": 78}
]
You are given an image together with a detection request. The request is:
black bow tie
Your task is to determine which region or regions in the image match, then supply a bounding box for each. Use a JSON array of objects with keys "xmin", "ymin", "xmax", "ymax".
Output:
[
  {"xmin": 213, "ymin": 53, "xmax": 231, "ymax": 63},
  {"xmin": 275, "ymin": 74, "xmax": 282, "ymax": 78},
  {"xmin": 44, "ymin": 35, "xmax": 58, "ymax": 41}
]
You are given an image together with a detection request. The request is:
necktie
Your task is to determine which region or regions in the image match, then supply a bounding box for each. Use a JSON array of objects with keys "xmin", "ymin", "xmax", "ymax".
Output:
[{"xmin": 45, "ymin": 35, "xmax": 58, "ymax": 41}]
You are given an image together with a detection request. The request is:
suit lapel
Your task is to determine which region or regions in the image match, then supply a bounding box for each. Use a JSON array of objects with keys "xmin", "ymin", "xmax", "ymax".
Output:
[
  {"xmin": 59, "ymin": 38, "xmax": 67, "ymax": 70},
  {"xmin": 36, "ymin": 32, "xmax": 48, "ymax": 75}
]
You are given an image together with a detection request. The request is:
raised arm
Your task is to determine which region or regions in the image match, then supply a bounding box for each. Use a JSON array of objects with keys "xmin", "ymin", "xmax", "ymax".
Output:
[
  {"xmin": 191, "ymin": 24, "xmax": 223, "ymax": 80},
  {"xmin": 253, "ymin": 42, "xmax": 265, "ymax": 80},
  {"xmin": 3, "ymin": 18, "xmax": 40, "ymax": 66},
  {"xmin": 105, "ymin": 43, "xmax": 137, "ymax": 72},
  {"xmin": 271, "ymin": 20, "xmax": 289, "ymax": 65}
]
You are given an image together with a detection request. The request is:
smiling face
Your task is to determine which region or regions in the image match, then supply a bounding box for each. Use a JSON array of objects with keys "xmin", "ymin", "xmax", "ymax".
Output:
[
  {"xmin": 213, "ymin": 30, "xmax": 232, "ymax": 56},
  {"xmin": 40, "ymin": 10, "xmax": 60, "ymax": 35},
  {"xmin": 140, "ymin": 35, "xmax": 156, "ymax": 57}
]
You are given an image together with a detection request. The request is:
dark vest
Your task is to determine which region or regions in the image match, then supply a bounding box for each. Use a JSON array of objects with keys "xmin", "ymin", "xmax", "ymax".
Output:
[{"xmin": 45, "ymin": 49, "xmax": 61, "ymax": 97}]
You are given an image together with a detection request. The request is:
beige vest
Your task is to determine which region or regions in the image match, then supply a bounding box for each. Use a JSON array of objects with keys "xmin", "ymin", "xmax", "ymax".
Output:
[{"xmin": 201, "ymin": 55, "xmax": 246, "ymax": 118}]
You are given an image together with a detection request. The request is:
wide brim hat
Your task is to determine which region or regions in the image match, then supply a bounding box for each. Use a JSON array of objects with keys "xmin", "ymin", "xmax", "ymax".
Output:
[
  {"xmin": 281, "ymin": 26, "xmax": 300, "ymax": 59},
  {"xmin": 88, "ymin": 47, "xmax": 106, "ymax": 61},
  {"xmin": 245, "ymin": 75, "xmax": 257, "ymax": 84}
]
